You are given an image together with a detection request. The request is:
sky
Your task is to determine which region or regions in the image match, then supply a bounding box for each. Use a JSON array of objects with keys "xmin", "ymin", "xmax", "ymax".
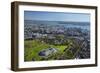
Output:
[{"xmin": 24, "ymin": 11, "xmax": 90, "ymax": 22}]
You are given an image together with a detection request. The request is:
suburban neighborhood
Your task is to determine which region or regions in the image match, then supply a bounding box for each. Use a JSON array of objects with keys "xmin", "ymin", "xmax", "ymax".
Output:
[{"xmin": 24, "ymin": 20, "xmax": 90, "ymax": 61}]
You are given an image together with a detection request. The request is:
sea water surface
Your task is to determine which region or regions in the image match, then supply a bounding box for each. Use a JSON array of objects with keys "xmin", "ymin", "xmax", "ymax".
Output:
[{"xmin": 24, "ymin": 20, "xmax": 90, "ymax": 31}]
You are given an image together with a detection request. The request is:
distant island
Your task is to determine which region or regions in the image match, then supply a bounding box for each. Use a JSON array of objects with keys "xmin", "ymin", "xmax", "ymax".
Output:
[{"xmin": 24, "ymin": 20, "xmax": 90, "ymax": 26}]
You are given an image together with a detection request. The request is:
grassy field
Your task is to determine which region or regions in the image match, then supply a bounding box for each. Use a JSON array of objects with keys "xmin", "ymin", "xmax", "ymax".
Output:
[{"xmin": 24, "ymin": 39, "xmax": 68, "ymax": 61}]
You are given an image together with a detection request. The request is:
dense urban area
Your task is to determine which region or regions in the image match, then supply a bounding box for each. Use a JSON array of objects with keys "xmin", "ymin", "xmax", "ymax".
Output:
[{"xmin": 24, "ymin": 20, "xmax": 90, "ymax": 61}]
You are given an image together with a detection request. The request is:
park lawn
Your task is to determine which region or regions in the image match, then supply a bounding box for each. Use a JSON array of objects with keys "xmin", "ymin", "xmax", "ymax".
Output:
[
  {"xmin": 53, "ymin": 45, "xmax": 67, "ymax": 53},
  {"xmin": 24, "ymin": 40, "xmax": 68, "ymax": 61},
  {"xmin": 24, "ymin": 40, "xmax": 51, "ymax": 61}
]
